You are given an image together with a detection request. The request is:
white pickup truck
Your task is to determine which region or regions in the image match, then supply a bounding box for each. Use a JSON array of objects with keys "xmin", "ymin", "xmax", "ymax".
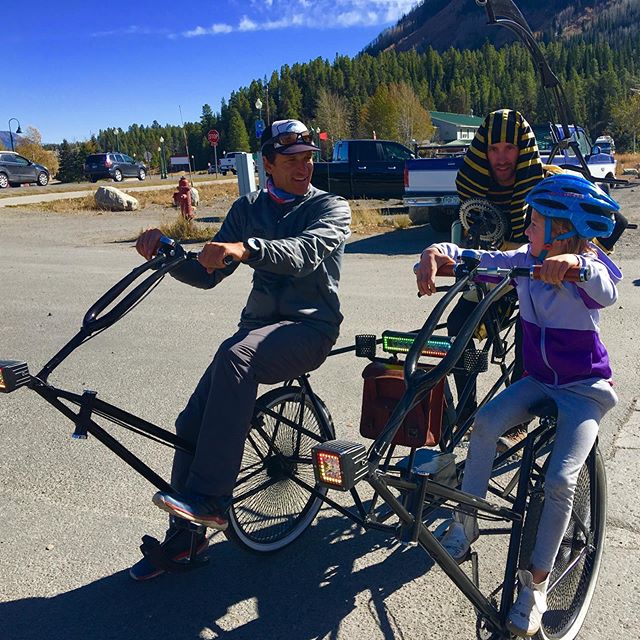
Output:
[
  {"xmin": 218, "ymin": 151, "xmax": 243, "ymax": 175},
  {"xmin": 404, "ymin": 124, "xmax": 618, "ymax": 232}
]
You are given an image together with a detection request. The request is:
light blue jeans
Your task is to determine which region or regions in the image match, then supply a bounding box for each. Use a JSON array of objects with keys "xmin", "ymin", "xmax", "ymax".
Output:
[{"xmin": 462, "ymin": 375, "xmax": 617, "ymax": 572}]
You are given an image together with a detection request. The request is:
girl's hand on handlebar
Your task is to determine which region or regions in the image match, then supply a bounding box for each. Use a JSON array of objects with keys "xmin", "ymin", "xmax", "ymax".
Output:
[
  {"xmin": 198, "ymin": 241, "xmax": 249, "ymax": 274},
  {"xmin": 415, "ymin": 247, "xmax": 455, "ymax": 296},
  {"xmin": 539, "ymin": 254, "xmax": 579, "ymax": 286},
  {"xmin": 136, "ymin": 228, "xmax": 163, "ymax": 261}
]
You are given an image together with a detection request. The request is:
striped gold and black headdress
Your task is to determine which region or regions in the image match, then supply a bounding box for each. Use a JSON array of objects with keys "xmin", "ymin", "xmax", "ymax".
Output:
[{"xmin": 456, "ymin": 109, "xmax": 543, "ymax": 242}]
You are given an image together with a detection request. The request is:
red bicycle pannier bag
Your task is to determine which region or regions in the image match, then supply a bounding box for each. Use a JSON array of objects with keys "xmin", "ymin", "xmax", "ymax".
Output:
[{"xmin": 359, "ymin": 361, "xmax": 445, "ymax": 448}]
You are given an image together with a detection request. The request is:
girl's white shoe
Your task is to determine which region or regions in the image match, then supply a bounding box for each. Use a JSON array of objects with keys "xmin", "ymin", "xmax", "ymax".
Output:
[
  {"xmin": 506, "ymin": 569, "xmax": 549, "ymax": 637},
  {"xmin": 440, "ymin": 514, "xmax": 479, "ymax": 563}
]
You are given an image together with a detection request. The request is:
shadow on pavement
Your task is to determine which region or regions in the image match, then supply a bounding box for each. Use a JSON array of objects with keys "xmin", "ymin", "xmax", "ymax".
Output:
[
  {"xmin": 346, "ymin": 224, "xmax": 448, "ymax": 256},
  {"xmin": 0, "ymin": 514, "xmax": 435, "ymax": 640}
]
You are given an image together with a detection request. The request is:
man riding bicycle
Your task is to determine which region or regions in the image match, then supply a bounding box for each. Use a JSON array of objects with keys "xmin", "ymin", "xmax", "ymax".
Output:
[{"xmin": 130, "ymin": 118, "xmax": 352, "ymax": 580}]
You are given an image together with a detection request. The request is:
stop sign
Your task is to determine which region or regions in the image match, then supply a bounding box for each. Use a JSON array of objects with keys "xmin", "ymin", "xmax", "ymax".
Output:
[{"xmin": 208, "ymin": 129, "xmax": 220, "ymax": 144}]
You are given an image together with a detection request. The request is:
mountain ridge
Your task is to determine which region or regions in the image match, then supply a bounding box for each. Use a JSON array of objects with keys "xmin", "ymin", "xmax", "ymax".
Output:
[{"xmin": 364, "ymin": 0, "xmax": 640, "ymax": 55}]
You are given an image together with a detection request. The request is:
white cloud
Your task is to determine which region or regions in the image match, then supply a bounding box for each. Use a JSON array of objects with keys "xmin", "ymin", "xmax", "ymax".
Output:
[
  {"xmin": 92, "ymin": 25, "xmax": 168, "ymax": 38},
  {"xmin": 174, "ymin": 0, "xmax": 421, "ymax": 38}
]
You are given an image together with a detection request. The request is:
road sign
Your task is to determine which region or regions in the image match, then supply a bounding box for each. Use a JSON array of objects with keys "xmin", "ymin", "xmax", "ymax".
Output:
[
  {"xmin": 208, "ymin": 129, "xmax": 220, "ymax": 144},
  {"xmin": 143, "ymin": 151, "xmax": 153, "ymax": 163},
  {"xmin": 255, "ymin": 119, "xmax": 265, "ymax": 140}
]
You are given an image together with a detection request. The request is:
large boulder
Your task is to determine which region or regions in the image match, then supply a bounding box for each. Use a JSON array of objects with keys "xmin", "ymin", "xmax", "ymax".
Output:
[{"xmin": 94, "ymin": 186, "xmax": 139, "ymax": 211}]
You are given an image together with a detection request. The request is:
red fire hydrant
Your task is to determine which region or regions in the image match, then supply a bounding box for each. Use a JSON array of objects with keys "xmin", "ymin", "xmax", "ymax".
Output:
[{"xmin": 173, "ymin": 176, "xmax": 195, "ymax": 221}]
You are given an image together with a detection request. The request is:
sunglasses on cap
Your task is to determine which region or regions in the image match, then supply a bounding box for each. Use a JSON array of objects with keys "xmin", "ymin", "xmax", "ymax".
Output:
[{"xmin": 264, "ymin": 131, "xmax": 314, "ymax": 149}]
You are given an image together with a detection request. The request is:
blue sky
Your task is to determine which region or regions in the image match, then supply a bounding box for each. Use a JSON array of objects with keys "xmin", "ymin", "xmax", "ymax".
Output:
[{"xmin": 2, "ymin": 0, "xmax": 421, "ymax": 144}]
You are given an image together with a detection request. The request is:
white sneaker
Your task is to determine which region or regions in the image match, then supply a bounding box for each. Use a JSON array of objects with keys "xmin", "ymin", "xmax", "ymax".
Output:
[
  {"xmin": 440, "ymin": 515, "xmax": 479, "ymax": 563},
  {"xmin": 506, "ymin": 569, "xmax": 549, "ymax": 637}
]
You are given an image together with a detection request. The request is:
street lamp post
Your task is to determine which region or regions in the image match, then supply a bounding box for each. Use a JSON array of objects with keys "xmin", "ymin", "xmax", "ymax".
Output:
[
  {"xmin": 115, "ymin": 128, "xmax": 121, "ymax": 152},
  {"xmin": 159, "ymin": 136, "xmax": 167, "ymax": 179},
  {"xmin": 8, "ymin": 118, "xmax": 22, "ymax": 152},
  {"xmin": 255, "ymin": 98, "xmax": 263, "ymax": 121}
]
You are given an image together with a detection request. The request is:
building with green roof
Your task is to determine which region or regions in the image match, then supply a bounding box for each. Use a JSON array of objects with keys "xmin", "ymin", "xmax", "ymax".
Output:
[{"xmin": 429, "ymin": 111, "xmax": 484, "ymax": 144}]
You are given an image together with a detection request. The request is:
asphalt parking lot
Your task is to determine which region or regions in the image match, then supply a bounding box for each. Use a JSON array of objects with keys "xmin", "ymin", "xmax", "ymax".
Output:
[{"xmin": 0, "ymin": 186, "xmax": 639, "ymax": 640}]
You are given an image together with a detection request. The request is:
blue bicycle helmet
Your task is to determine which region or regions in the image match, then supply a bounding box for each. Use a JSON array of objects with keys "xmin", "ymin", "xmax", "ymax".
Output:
[{"xmin": 525, "ymin": 174, "xmax": 618, "ymax": 258}]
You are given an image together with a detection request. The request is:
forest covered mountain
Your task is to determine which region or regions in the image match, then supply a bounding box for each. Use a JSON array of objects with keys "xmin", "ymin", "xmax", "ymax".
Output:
[
  {"xmin": 364, "ymin": 0, "xmax": 640, "ymax": 55},
  {"xmin": 53, "ymin": 0, "xmax": 640, "ymax": 180}
]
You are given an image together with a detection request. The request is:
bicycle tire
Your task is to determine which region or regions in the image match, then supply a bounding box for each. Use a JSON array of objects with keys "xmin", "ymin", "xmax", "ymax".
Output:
[
  {"xmin": 225, "ymin": 385, "xmax": 334, "ymax": 554},
  {"xmin": 519, "ymin": 446, "xmax": 607, "ymax": 640}
]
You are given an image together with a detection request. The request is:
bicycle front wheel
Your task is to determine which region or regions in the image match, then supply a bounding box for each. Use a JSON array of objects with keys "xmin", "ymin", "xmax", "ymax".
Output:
[
  {"xmin": 520, "ymin": 446, "xmax": 607, "ymax": 640},
  {"xmin": 225, "ymin": 385, "xmax": 334, "ymax": 554}
]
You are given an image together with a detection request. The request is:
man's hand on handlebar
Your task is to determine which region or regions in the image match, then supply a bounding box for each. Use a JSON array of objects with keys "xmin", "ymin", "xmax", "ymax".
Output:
[
  {"xmin": 198, "ymin": 241, "xmax": 248, "ymax": 274},
  {"xmin": 136, "ymin": 228, "xmax": 164, "ymax": 261},
  {"xmin": 538, "ymin": 254, "xmax": 580, "ymax": 286},
  {"xmin": 416, "ymin": 247, "xmax": 455, "ymax": 297}
]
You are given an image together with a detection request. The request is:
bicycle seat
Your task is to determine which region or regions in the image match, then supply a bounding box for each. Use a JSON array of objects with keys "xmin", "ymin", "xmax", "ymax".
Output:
[{"xmin": 528, "ymin": 399, "xmax": 557, "ymax": 419}]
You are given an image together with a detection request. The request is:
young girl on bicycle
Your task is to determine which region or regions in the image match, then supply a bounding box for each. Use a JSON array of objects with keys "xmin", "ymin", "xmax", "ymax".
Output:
[{"xmin": 415, "ymin": 173, "xmax": 622, "ymax": 637}]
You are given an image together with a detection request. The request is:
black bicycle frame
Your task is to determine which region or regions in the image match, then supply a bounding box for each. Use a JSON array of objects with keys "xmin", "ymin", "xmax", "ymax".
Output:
[{"xmin": 24, "ymin": 246, "xmax": 334, "ymax": 502}]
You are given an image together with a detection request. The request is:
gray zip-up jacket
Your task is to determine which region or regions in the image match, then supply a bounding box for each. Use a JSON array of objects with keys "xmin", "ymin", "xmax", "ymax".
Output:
[{"xmin": 171, "ymin": 186, "xmax": 351, "ymax": 341}]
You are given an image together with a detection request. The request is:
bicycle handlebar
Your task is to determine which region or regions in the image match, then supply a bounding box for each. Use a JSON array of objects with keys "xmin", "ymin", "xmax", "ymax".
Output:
[
  {"xmin": 435, "ymin": 262, "xmax": 591, "ymax": 282},
  {"xmin": 82, "ymin": 238, "xmax": 186, "ymax": 332},
  {"xmin": 82, "ymin": 238, "xmax": 236, "ymax": 333}
]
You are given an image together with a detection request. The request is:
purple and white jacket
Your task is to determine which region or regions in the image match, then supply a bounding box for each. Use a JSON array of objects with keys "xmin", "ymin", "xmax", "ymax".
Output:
[{"xmin": 432, "ymin": 242, "xmax": 622, "ymax": 387}]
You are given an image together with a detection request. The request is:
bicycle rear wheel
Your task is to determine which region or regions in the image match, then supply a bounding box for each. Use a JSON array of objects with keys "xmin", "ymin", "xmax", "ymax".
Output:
[
  {"xmin": 519, "ymin": 446, "xmax": 607, "ymax": 640},
  {"xmin": 225, "ymin": 385, "xmax": 334, "ymax": 553}
]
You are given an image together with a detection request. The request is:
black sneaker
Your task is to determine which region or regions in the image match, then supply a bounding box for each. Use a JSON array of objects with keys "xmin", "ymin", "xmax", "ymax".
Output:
[
  {"xmin": 152, "ymin": 491, "xmax": 230, "ymax": 530},
  {"xmin": 129, "ymin": 524, "xmax": 208, "ymax": 582}
]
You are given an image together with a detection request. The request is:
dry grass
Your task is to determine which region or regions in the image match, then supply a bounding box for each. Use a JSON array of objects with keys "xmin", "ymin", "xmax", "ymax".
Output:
[
  {"xmin": 8, "ymin": 181, "xmax": 239, "ymax": 213},
  {"xmin": 350, "ymin": 201, "xmax": 411, "ymax": 233},
  {"xmin": 18, "ymin": 195, "xmax": 98, "ymax": 212},
  {"xmin": 616, "ymin": 152, "xmax": 640, "ymax": 175},
  {"xmin": 155, "ymin": 216, "xmax": 218, "ymax": 242}
]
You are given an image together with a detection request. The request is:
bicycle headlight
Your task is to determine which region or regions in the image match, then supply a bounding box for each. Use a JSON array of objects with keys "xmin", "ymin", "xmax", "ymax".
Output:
[
  {"xmin": 0, "ymin": 360, "xmax": 30, "ymax": 393},
  {"xmin": 312, "ymin": 440, "xmax": 367, "ymax": 491}
]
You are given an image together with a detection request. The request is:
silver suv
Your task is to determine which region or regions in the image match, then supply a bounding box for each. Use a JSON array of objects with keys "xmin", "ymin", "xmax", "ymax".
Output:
[{"xmin": 0, "ymin": 151, "xmax": 50, "ymax": 188}]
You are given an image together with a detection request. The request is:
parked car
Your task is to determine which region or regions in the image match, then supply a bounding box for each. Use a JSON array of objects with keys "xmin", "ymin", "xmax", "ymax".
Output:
[
  {"xmin": 0, "ymin": 151, "xmax": 50, "ymax": 188},
  {"xmin": 84, "ymin": 152, "xmax": 147, "ymax": 183}
]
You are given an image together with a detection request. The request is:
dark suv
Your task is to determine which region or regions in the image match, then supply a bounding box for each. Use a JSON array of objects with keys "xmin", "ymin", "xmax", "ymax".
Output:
[
  {"xmin": 0, "ymin": 151, "xmax": 50, "ymax": 188},
  {"xmin": 84, "ymin": 152, "xmax": 147, "ymax": 182}
]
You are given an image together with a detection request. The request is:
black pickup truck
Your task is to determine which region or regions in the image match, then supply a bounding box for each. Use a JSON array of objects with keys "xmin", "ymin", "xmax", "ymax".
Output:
[{"xmin": 311, "ymin": 139, "xmax": 414, "ymax": 199}]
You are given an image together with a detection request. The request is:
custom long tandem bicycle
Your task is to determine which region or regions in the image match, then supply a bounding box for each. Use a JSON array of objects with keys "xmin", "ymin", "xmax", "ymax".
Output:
[{"xmin": 1, "ymin": 237, "xmax": 605, "ymax": 640}]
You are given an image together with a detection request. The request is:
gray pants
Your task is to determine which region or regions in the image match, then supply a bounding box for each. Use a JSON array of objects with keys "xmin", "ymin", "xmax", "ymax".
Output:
[
  {"xmin": 462, "ymin": 375, "xmax": 617, "ymax": 572},
  {"xmin": 171, "ymin": 321, "xmax": 334, "ymax": 498}
]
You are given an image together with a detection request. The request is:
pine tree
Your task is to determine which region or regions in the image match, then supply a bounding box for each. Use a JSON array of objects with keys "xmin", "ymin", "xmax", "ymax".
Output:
[
  {"xmin": 226, "ymin": 108, "xmax": 250, "ymax": 152},
  {"xmin": 56, "ymin": 140, "xmax": 76, "ymax": 183}
]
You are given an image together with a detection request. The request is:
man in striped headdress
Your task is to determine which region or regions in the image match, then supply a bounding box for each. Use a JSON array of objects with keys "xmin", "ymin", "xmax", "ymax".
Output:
[
  {"xmin": 449, "ymin": 109, "xmax": 544, "ymax": 445},
  {"xmin": 456, "ymin": 108, "xmax": 544, "ymax": 243}
]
